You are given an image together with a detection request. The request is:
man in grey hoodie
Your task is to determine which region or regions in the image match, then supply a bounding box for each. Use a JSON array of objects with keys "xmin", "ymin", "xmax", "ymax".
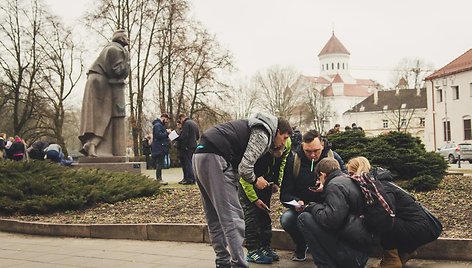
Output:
[{"xmin": 193, "ymin": 113, "xmax": 291, "ymax": 268}]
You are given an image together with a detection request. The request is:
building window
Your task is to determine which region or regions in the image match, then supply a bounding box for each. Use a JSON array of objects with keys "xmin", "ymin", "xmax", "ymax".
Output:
[
  {"xmin": 452, "ymin": 86, "xmax": 459, "ymax": 100},
  {"xmin": 419, "ymin": 117, "xmax": 425, "ymax": 127},
  {"xmin": 401, "ymin": 103, "xmax": 406, "ymax": 109},
  {"xmin": 383, "ymin": 120, "xmax": 388, "ymax": 128},
  {"xmin": 326, "ymin": 64, "xmax": 329, "ymax": 70},
  {"xmin": 337, "ymin": 63, "xmax": 340, "ymax": 69},
  {"xmin": 437, "ymin": 89, "xmax": 443, "ymax": 102},
  {"xmin": 401, "ymin": 119, "xmax": 407, "ymax": 127},
  {"xmin": 331, "ymin": 63, "xmax": 334, "ymax": 70},
  {"xmin": 470, "ymin": 83, "xmax": 472, "ymax": 97},
  {"xmin": 343, "ymin": 63, "xmax": 345, "ymax": 69},
  {"xmin": 322, "ymin": 65, "xmax": 324, "ymax": 71},
  {"xmin": 465, "ymin": 119, "xmax": 472, "ymax": 140},
  {"xmin": 443, "ymin": 121, "xmax": 451, "ymax": 141}
]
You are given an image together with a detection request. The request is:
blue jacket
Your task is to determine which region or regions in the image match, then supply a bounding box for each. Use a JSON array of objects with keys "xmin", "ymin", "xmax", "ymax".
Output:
[{"xmin": 151, "ymin": 119, "xmax": 169, "ymax": 157}]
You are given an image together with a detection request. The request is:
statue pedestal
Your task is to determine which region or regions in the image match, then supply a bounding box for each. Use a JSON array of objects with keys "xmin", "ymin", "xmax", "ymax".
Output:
[{"xmin": 72, "ymin": 157, "xmax": 145, "ymax": 174}]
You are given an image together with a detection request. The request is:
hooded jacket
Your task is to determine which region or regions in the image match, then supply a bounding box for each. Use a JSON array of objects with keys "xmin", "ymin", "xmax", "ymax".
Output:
[
  {"xmin": 151, "ymin": 118, "xmax": 169, "ymax": 157},
  {"xmin": 195, "ymin": 113, "xmax": 278, "ymax": 183}
]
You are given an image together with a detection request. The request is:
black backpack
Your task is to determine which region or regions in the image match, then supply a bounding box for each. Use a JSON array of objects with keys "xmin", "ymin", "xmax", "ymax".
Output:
[{"xmin": 350, "ymin": 172, "xmax": 395, "ymax": 233}]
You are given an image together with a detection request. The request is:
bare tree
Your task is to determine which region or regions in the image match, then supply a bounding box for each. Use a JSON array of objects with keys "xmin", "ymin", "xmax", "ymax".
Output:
[
  {"xmin": 304, "ymin": 86, "xmax": 333, "ymax": 134},
  {"xmin": 224, "ymin": 76, "xmax": 258, "ymax": 120},
  {"xmin": 0, "ymin": 0, "xmax": 48, "ymax": 137},
  {"xmin": 390, "ymin": 57, "xmax": 434, "ymax": 89},
  {"xmin": 34, "ymin": 15, "xmax": 84, "ymax": 155},
  {"xmin": 254, "ymin": 65, "xmax": 299, "ymax": 119}
]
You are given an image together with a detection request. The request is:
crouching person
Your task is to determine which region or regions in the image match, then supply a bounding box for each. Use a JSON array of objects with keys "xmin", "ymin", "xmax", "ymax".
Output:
[{"xmin": 297, "ymin": 158, "xmax": 374, "ymax": 268}]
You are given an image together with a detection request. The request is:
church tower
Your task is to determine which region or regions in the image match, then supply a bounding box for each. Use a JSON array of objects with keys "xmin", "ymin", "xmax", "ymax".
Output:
[{"xmin": 318, "ymin": 32, "xmax": 355, "ymax": 83}]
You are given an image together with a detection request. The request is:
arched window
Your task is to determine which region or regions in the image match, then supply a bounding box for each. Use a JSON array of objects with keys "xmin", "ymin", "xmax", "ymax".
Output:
[
  {"xmin": 332, "ymin": 63, "xmax": 334, "ymax": 69},
  {"xmin": 337, "ymin": 63, "xmax": 340, "ymax": 69},
  {"xmin": 343, "ymin": 63, "xmax": 345, "ymax": 69}
]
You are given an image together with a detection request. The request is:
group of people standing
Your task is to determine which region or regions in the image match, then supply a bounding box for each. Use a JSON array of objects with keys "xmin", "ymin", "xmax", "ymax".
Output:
[
  {"xmin": 190, "ymin": 113, "xmax": 441, "ymax": 268},
  {"xmin": 0, "ymin": 132, "xmax": 72, "ymax": 165},
  {"xmin": 145, "ymin": 113, "xmax": 200, "ymax": 185}
]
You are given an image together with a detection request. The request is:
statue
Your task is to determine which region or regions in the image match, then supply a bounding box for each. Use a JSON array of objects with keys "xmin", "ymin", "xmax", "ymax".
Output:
[{"xmin": 79, "ymin": 30, "xmax": 130, "ymax": 157}]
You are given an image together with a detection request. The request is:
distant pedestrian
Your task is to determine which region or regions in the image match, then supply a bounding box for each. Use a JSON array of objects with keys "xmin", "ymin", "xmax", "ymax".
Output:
[
  {"xmin": 176, "ymin": 114, "xmax": 200, "ymax": 185},
  {"xmin": 10, "ymin": 136, "xmax": 26, "ymax": 161},
  {"xmin": 44, "ymin": 143, "xmax": 73, "ymax": 166},
  {"xmin": 142, "ymin": 134, "xmax": 152, "ymax": 169},
  {"xmin": 151, "ymin": 113, "xmax": 171, "ymax": 185},
  {"xmin": 0, "ymin": 133, "xmax": 6, "ymax": 159},
  {"xmin": 290, "ymin": 126, "xmax": 302, "ymax": 152},
  {"xmin": 193, "ymin": 113, "xmax": 292, "ymax": 268},
  {"xmin": 327, "ymin": 123, "xmax": 341, "ymax": 136},
  {"xmin": 27, "ymin": 141, "xmax": 49, "ymax": 160}
]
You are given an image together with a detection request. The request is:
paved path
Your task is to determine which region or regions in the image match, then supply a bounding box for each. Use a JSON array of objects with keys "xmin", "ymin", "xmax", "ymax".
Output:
[{"xmin": 1, "ymin": 232, "xmax": 471, "ymax": 268}]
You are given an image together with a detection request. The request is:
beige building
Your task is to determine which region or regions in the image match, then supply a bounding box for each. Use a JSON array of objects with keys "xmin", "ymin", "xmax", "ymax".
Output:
[
  {"xmin": 297, "ymin": 32, "xmax": 377, "ymax": 132},
  {"xmin": 343, "ymin": 85, "xmax": 427, "ymax": 140},
  {"xmin": 424, "ymin": 49, "xmax": 472, "ymax": 151}
]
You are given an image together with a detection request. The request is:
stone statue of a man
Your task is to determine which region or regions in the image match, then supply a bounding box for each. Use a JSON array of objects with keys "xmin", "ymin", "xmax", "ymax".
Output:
[{"xmin": 79, "ymin": 30, "xmax": 130, "ymax": 157}]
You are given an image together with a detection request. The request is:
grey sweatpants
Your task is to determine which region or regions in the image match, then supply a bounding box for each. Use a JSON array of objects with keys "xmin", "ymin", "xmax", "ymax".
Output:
[{"xmin": 193, "ymin": 153, "xmax": 248, "ymax": 268}]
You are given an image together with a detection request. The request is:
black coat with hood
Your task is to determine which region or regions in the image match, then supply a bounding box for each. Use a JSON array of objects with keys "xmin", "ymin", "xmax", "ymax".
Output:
[
  {"xmin": 305, "ymin": 169, "xmax": 376, "ymax": 247},
  {"xmin": 280, "ymin": 139, "xmax": 347, "ymax": 206},
  {"xmin": 151, "ymin": 118, "xmax": 169, "ymax": 157}
]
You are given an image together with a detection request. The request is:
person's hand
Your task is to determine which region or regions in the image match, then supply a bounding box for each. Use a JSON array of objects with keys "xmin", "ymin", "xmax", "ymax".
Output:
[
  {"xmin": 303, "ymin": 202, "xmax": 317, "ymax": 212},
  {"xmin": 271, "ymin": 184, "xmax": 279, "ymax": 194},
  {"xmin": 255, "ymin": 199, "xmax": 270, "ymax": 212},
  {"xmin": 295, "ymin": 200, "xmax": 305, "ymax": 213},
  {"xmin": 254, "ymin": 176, "xmax": 269, "ymax": 190}
]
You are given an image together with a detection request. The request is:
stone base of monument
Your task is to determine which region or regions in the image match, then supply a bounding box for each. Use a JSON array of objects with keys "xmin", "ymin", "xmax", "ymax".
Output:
[{"xmin": 72, "ymin": 157, "xmax": 145, "ymax": 174}]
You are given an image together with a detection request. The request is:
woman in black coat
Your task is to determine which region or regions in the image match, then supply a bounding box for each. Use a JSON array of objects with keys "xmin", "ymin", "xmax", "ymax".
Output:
[{"xmin": 347, "ymin": 156, "xmax": 441, "ymax": 268}]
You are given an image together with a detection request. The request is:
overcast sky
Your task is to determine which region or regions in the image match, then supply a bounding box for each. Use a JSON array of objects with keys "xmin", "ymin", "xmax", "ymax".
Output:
[{"xmin": 46, "ymin": 0, "xmax": 472, "ymax": 87}]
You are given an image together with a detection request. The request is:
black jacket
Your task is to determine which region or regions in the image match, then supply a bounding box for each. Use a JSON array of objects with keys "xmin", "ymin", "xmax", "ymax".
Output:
[
  {"xmin": 151, "ymin": 119, "xmax": 169, "ymax": 157},
  {"xmin": 177, "ymin": 118, "xmax": 200, "ymax": 152},
  {"xmin": 280, "ymin": 140, "xmax": 347, "ymax": 205},
  {"xmin": 307, "ymin": 170, "xmax": 375, "ymax": 246}
]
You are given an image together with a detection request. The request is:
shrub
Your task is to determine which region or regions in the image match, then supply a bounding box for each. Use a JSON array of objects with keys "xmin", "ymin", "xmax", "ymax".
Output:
[
  {"xmin": 327, "ymin": 131, "xmax": 447, "ymax": 186},
  {"xmin": 408, "ymin": 175, "xmax": 442, "ymax": 191},
  {"xmin": 0, "ymin": 160, "xmax": 160, "ymax": 215}
]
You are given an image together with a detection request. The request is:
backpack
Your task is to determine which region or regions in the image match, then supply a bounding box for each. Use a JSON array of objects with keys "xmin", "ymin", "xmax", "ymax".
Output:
[{"xmin": 350, "ymin": 172, "xmax": 395, "ymax": 233}]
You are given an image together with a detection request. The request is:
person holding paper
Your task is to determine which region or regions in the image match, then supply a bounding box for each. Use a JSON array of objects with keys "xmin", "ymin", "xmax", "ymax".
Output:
[
  {"xmin": 193, "ymin": 113, "xmax": 292, "ymax": 268},
  {"xmin": 280, "ymin": 129, "xmax": 347, "ymax": 261},
  {"xmin": 238, "ymin": 138, "xmax": 291, "ymax": 264},
  {"xmin": 176, "ymin": 114, "xmax": 200, "ymax": 185},
  {"xmin": 151, "ymin": 113, "xmax": 171, "ymax": 185}
]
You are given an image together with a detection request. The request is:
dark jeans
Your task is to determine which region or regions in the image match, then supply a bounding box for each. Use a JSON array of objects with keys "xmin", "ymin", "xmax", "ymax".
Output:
[
  {"xmin": 145, "ymin": 154, "xmax": 152, "ymax": 169},
  {"xmin": 179, "ymin": 149, "xmax": 195, "ymax": 182},
  {"xmin": 239, "ymin": 186, "xmax": 273, "ymax": 250},
  {"xmin": 297, "ymin": 212, "xmax": 368, "ymax": 268},
  {"xmin": 280, "ymin": 209, "xmax": 306, "ymax": 252},
  {"xmin": 153, "ymin": 155, "xmax": 165, "ymax": 181}
]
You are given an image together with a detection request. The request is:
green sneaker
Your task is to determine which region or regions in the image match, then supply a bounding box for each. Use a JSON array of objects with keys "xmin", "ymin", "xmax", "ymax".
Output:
[
  {"xmin": 261, "ymin": 247, "xmax": 279, "ymax": 262},
  {"xmin": 246, "ymin": 249, "xmax": 273, "ymax": 264}
]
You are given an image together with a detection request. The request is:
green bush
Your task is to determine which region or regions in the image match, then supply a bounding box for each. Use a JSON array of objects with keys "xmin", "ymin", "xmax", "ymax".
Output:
[
  {"xmin": 328, "ymin": 131, "xmax": 447, "ymax": 188},
  {"xmin": 408, "ymin": 175, "xmax": 442, "ymax": 192},
  {"xmin": 0, "ymin": 160, "xmax": 160, "ymax": 215}
]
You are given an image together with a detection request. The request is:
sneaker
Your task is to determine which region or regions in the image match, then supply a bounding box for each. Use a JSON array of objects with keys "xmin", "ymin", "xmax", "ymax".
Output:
[
  {"xmin": 261, "ymin": 247, "xmax": 279, "ymax": 262},
  {"xmin": 291, "ymin": 246, "xmax": 308, "ymax": 262},
  {"xmin": 246, "ymin": 249, "xmax": 273, "ymax": 264}
]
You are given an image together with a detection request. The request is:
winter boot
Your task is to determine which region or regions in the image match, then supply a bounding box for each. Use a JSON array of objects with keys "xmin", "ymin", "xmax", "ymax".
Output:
[
  {"xmin": 399, "ymin": 250, "xmax": 418, "ymax": 266},
  {"xmin": 373, "ymin": 249, "xmax": 402, "ymax": 268}
]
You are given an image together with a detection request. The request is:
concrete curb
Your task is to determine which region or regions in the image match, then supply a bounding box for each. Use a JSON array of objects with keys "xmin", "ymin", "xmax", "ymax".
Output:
[{"xmin": 0, "ymin": 219, "xmax": 471, "ymax": 261}]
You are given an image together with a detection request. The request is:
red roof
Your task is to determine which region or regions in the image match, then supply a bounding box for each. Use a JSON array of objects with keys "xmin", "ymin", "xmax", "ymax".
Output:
[
  {"xmin": 425, "ymin": 48, "xmax": 472, "ymax": 80},
  {"xmin": 318, "ymin": 32, "xmax": 350, "ymax": 56},
  {"xmin": 332, "ymin": 73, "xmax": 344, "ymax": 83},
  {"xmin": 321, "ymin": 84, "xmax": 372, "ymax": 97}
]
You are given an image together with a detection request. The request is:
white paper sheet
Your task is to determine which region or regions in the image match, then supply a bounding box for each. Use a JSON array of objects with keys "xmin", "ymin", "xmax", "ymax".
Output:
[
  {"xmin": 283, "ymin": 200, "xmax": 302, "ymax": 208},
  {"xmin": 168, "ymin": 130, "xmax": 179, "ymax": 141}
]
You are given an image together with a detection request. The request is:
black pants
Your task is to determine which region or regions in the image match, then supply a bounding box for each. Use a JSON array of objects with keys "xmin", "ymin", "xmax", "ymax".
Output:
[
  {"xmin": 179, "ymin": 149, "xmax": 195, "ymax": 182},
  {"xmin": 153, "ymin": 155, "xmax": 165, "ymax": 181},
  {"xmin": 239, "ymin": 186, "xmax": 273, "ymax": 251},
  {"xmin": 380, "ymin": 217, "xmax": 435, "ymax": 253},
  {"xmin": 297, "ymin": 212, "xmax": 368, "ymax": 268}
]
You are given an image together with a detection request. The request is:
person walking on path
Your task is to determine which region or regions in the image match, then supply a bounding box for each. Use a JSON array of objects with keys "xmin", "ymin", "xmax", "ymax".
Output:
[
  {"xmin": 193, "ymin": 113, "xmax": 292, "ymax": 268},
  {"xmin": 176, "ymin": 114, "xmax": 200, "ymax": 185},
  {"xmin": 151, "ymin": 113, "xmax": 171, "ymax": 185}
]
